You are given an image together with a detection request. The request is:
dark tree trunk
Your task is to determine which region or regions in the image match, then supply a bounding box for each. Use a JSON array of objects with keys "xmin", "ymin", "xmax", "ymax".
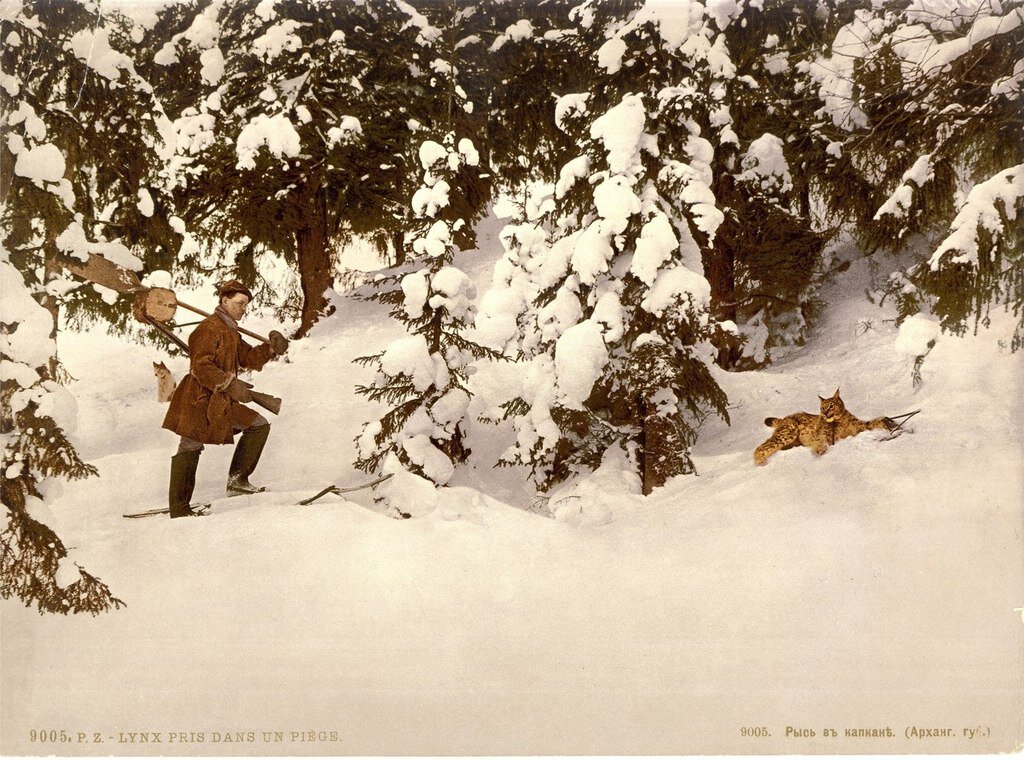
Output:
[
  {"xmin": 392, "ymin": 229, "xmax": 406, "ymax": 266},
  {"xmin": 639, "ymin": 405, "xmax": 692, "ymax": 495},
  {"xmin": 42, "ymin": 246, "xmax": 62, "ymax": 380},
  {"xmin": 705, "ymin": 230, "xmax": 737, "ymax": 323},
  {"xmin": 704, "ymin": 218, "xmax": 744, "ymax": 368},
  {"xmin": 294, "ymin": 182, "xmax": 333, "ymax": 339},
  {"xmin": 705, "ymin": 173, "xmax": 743, "ymax": 369},
  {"xmin": 234, "ymin": 239, "xmax": 258, "ymax": 289},
  {"xmin": 629, "ymin": 347, "xmax": 698, "ymax": 496}
]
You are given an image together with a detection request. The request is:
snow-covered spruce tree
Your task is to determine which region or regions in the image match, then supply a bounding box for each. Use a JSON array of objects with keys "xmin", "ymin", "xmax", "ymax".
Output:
[
  {"xmin": 2, "ymin": 1, "xmax": 181, "ymax": 333},
  {"xmin": 354, "ymin": 2, "xmax": 497, "ymax": 488},
  {"xmin": 353, "ymin": 136, "xmax": 496, "ymax": 484},
  {"xmin": 920, "ymin": 164, "xmax": 1023, "ymax": 349},
  {"xmin": 486, "ymin": 0, "xmax": 730, "ymax": 495},
  {"xmin": 795, "ymin": 1, "xmax": 1022, "ymax": 346},
  {"xmin": 702, "ymin": 1, "xmax": 858, "ymax": 369},
  {"xmin": 0, "ymin": 0, "xmax": 167, "ymax": 613},
  {"xmin": 465, "ymin": 0, "xmax": 584, "ymax": 188},
  {"xmin": 1, "ymin": 257, "xmax": 124, "ymax": 615},
  {"xmin": 147, "ymin": 0, "xmax": 420, "ymax": 336},
  {"xmin": 834, "ymin": 1, "xmax": 1024, "ymax": 348},
  {"xmin": 363, "ymin": 0, "xmax": 496, "ymax": 267}
]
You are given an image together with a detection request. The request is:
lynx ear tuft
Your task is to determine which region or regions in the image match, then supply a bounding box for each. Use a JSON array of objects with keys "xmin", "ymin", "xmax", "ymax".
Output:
[
  {"xmin": 818, "ymin": 395, "xmax": 825, "ymax": 401},
  {"xmin": 833, "ymin": 388, "xmax": 841, "ymax": 398}
]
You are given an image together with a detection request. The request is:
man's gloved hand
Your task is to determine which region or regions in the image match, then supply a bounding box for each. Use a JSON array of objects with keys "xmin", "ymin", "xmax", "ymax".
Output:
[
  {"xmin": 226, "ymin": 378, "xmax": 254, "ymax": 403},
  {"xmin": 269, "ymin": 330, "xmax": 289, "ymax": 356}
]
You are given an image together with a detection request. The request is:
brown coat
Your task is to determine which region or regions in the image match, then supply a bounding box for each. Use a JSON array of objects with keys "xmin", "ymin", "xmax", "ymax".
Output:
[{"xmin": 162, "ymin": 312, "xmax": 276, "ymax": 444}]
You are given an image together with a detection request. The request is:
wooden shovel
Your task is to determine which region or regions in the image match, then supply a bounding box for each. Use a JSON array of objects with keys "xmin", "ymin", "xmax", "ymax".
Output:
[
  {"xmin": 61, "ymin": 252, "xmax": 271, "ymax": 343},
  {"xmin": 132, "ymin": 287, "xmax": 271, "ymax": 344}
]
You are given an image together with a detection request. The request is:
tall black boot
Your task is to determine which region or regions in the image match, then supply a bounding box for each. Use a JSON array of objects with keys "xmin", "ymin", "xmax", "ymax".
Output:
[
  {"xmin": 168, "ymin": 449, "xmax": 203, "ymax": 518},
  {"xmin": 227, "ymin": 424, "xmax": 271, "ymax": 496}
]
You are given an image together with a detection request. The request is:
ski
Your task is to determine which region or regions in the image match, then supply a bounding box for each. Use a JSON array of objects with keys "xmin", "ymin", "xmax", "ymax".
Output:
[
  {"xmin": 296, "ymin": 475, "xmax": 410, "ymax": 519},
  {"xmin": 296, "ymin": 473, "xmax": 395, "ymax": 506},
  {"xmin": 123, "ymin": 503, "xmax": 212, "ymax": 519}
]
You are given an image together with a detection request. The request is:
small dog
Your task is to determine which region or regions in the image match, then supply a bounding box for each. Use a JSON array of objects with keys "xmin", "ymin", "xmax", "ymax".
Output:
[{"xmin": 153, "ymin": 361, "xmax": 177, "ymax": 402}]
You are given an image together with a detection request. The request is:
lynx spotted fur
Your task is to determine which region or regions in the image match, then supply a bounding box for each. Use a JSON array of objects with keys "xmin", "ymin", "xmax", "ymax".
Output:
[{"xmin": 754, "ymin": 389, "xmax": 893, "ymax": 466}]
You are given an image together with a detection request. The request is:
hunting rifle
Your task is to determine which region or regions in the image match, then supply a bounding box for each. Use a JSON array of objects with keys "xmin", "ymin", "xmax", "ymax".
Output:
[
  {"xmin": 60, "ymin": 252, "xmax": 282, "ymax": 416},
  {"xmin": 145, "ymin": 316, "xmax": 282, "ymax": 416}
]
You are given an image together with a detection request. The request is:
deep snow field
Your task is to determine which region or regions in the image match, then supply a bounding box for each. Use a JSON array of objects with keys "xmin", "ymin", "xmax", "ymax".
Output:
[{"xmin": 2, "ymin": 221, "xmax": 1022, "ymax": 755}]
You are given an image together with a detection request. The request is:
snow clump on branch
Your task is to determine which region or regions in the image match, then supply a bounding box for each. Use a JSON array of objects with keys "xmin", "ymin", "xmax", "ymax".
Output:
[
  {"xmin": 69, "ymin": 28, "xmax": 135, "ymax": 82},
  {"xmin": 875, "ymin": 155, "xmax": 935, "ymax": 220},
  {"xmin": 252, "ymin": 20, "xmax": 304, "ymax": 61},
  {"xmin": 738, "ymin": 133, "xmax": 793, "ymax": 194},
  {"xmin": 235, "ymin": 113, "xmax": 301, "ymax": 169},
  {"xmin": 928, "ymin": 164, "xmax": 1024, "ymax": 269},
  {"xmin": 895, "ymin": 313, "xmax": 941, "ymax": 357},
  {"xmin": 590, "ymin": 94, "xmax": 657, "ymax": 176}
]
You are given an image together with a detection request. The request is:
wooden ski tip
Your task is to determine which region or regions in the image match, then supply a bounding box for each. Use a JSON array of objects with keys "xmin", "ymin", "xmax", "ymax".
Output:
[{"xmin": 296, "ymin": 473, "xmax": 396, "ymax": 506}]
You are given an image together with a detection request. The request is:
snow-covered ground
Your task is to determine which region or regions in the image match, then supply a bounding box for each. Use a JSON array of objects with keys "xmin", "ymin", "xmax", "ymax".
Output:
[{"xmin": 2, "ymin": 230, "xmax": 1022, "ymax": 755}]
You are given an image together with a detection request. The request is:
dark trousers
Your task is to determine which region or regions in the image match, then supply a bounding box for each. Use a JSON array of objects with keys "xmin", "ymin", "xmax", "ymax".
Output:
[{"xmin": 176, "ymin": 413, "xmax": 269, "ymax": 454}]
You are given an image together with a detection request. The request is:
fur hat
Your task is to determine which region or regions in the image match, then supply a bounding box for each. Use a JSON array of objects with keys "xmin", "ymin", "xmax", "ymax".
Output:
[{"xmin": 218, "ymin": 279, "xmax": 253, "ymax": 301}]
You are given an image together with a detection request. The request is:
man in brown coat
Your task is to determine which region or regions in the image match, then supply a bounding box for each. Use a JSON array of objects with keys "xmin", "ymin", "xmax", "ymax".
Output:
[{"xmin": 162, "ymin": 280, "xmax": 288, "ymax": 517}]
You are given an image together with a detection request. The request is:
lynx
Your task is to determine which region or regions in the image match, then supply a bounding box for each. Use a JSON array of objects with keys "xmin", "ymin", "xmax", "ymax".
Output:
[
  {"xmin": 153, "ymin": 361, "xmax": 177, "ymax": 403},
  {"xmin": 754, "ymin": 389, "xmax": 893, "ymax": 466}
]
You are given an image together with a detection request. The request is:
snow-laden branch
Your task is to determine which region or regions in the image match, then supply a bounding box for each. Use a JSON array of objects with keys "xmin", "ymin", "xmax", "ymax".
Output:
[
  {"xmin": 874, "ymin": 155, "xmax": 935, "ymax": 220},
  {"xmin": 928, "ymin": 164, "xmax": 1024, "ymax": 270}
]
